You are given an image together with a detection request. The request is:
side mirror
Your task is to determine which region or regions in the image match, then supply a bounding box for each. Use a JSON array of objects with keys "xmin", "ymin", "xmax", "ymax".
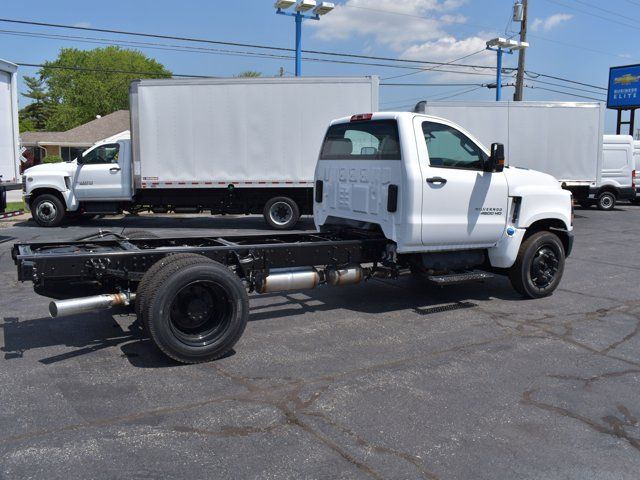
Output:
[{"xmin": 486, "ymin": 143, "xmax": 505, "ymax": 173}]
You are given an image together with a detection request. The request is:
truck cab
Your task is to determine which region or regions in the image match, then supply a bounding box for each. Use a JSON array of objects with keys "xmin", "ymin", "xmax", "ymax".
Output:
[
  {"xmin": 314, "ymin": 112, "xmax": 573, "ymax": 298},
  {"xmin": 23, "ymin": 132, "xmax": 132, "ymax": 226}
]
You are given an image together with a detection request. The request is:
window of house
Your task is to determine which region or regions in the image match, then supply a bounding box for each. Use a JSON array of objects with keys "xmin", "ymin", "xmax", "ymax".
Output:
[{"xmin": 60, "ymin": 146, "xmax": 87, "ymax": 162}]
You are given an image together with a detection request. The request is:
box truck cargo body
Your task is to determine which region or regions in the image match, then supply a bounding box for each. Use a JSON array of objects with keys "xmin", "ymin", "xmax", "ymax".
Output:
[
  {"xmin": 0, "ymin": 59, "xmax": 20, "ymax": 216},
  {"xmin": 415, "ymin": 101, "xmax": 634, "ymax": 208},
  {"xmin": 23, "ymin": 76, "xmax": 379, "ymax": 227}
]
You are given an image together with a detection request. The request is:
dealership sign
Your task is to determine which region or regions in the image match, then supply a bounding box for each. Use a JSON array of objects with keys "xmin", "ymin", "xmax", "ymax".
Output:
[{"xmin": 607, "ymin": 64, "xmax": 640, "ymax": 109}]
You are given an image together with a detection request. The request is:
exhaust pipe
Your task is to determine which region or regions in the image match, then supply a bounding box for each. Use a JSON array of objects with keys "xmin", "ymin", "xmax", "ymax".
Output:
[
  {"xmin": 49, "ymin": 293, "xmax": 135, "ymax": 318},
  {"xmin": 326, "ymin": 265, "xmax": 363, "ymax": 286}
]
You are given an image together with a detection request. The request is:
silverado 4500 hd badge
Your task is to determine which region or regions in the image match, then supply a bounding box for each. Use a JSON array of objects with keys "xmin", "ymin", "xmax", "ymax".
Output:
[{"xmin": 475, "ymin": 207, "xmax": 504, "ymax": 216}]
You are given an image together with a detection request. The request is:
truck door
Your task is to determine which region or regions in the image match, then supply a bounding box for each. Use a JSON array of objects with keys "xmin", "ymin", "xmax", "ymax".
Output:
[
  {"xmin": 415, "ymin": 118, "xmax": 508, "ymax": 249},
  {"xmin": 74, "ymin": 142, "xmax": 129, "ymax": 200}
]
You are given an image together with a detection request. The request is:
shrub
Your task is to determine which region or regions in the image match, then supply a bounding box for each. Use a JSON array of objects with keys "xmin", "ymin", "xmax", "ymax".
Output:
[{"xmin": 43, "ymin": 154, "xmax": 63, "ymax": 164}]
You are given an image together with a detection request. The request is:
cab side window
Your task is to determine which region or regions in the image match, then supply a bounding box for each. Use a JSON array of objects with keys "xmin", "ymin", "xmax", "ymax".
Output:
[
  {"xmin": 422, "ymin": 122, "xmax": 487, "ymax": 170},
  {"xmin": 81, "ymin": 144, "xmax": 120, "ymax": 165}
]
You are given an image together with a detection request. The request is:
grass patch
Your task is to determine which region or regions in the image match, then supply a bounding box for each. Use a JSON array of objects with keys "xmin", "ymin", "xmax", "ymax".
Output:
[{"xmin": 5, "ymin": 201, "xmax": 25, "ymax": 212}]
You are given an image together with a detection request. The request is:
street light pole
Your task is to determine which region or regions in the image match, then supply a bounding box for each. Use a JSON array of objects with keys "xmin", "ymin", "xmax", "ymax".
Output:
[
  {"xmin": 495, "ymin": 47, "xmax": 503, "ymax": 101},
  {"xmin": 275, "ymin": 1, "xmax": 334, "ymax": 77},
  {"xmin": 486, "ymin": 37, "xmax": 529, "ymax": 102},
  {"xmin": 294, "ymin": 12, "xmax": 303, "ymax": 76}
]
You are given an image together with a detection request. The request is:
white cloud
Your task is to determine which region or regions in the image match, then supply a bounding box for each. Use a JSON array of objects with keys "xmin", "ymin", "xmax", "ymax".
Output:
[
  {"xmin": 311, "ymin": 0, "xmax": 468, "ymax": 51},
  {"xmin": 531, "ymin": 13, "xmax": 573, "ymax": 32}
]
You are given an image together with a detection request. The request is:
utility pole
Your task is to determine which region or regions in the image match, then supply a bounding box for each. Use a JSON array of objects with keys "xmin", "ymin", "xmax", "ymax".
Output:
[{"xmin": 514, "ymin": 0, "xmax": 528, "ymax": 101}]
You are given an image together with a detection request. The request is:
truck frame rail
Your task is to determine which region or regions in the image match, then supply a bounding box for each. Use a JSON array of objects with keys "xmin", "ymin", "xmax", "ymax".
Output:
[{"xmin": 13, "ymin": 230, "xmax": 390, "ymax": 287}]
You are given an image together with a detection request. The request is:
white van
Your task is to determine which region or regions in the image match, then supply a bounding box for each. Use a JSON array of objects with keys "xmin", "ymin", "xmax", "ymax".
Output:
[
  {"xmin": 585, "ymin": 135, "xmax": 636, "ymax": 210},
  {"xmin": 633, "ymin": 140, "xmax": 640, "ymax": 204}
]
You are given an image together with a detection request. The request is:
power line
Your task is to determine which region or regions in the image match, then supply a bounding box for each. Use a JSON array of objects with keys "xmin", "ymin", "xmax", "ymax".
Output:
[
  {"xmin": 524, "ymin": 84, "xmax": 605, "ymax": 101},
  {"xmin": 569, "ymin": 0, "xmax": 640, "ymax": 24},
  {"xmin": 524, "ymin": 77, "xmax": 607, "ymax": 95},
  {"xmin": 381, "ymin": 82, "xmax": 487, "ymax": 87},
  {"xmin": 543, "ymin": 0, "xmax": 640, "ymax": 31},
  {"xmin": 0, "ymin": 16, "xmax": 608, "ymax": 91},
  {"xmin": 16, "ymin": 62, "xmax": 204, "ymax": 78},
  {"xmin": 382, "ymin": 49, "xmax": 488, "ymax": 81},
  {"xmin": 524, "ymin": 70, "xmax": 607, "ymax": 91}
]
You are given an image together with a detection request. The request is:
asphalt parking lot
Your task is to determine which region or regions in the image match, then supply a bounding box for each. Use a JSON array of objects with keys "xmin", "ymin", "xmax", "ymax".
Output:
[{"xmin": 1, "ymin": 208, "xmax": 640, "ymax": 479}]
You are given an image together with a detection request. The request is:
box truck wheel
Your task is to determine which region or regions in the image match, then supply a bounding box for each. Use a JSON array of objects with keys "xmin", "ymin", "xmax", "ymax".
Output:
[
  {"xmin": 264, "ymin": 196, "xmax": 300, "ymax": 230},
  {"xmin": 508, "ymin": 231, "xmax": 565, "ymax": 299},
  {"xmin": 597, "ymin": 191, "xmax": 616, "ymax": 211},
  {"xmin": 31, "ymin": 193, "xmax": 65, "ymax": 227},
  {"xmin": 144, "ymin": 256, "xmax": 248, "ymax": 363}
]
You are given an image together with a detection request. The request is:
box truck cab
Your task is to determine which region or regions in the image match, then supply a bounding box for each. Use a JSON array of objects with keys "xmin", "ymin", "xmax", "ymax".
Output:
[{"xmin": 586, "ymin": 135, "xmax": 636, "ymax": 210}]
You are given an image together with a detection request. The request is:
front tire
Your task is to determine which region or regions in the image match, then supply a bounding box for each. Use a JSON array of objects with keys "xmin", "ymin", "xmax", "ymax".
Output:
[
  {"xmin": 509, "ymin": 231, "xmax": 565, "ymax": 299},
  {"xmin": 31, "ymin": 193, "xmax": 65, "ymax": 227},
  {"xmin": 597, "ymin": 191, "xmax": 616, "ymax": 211},
  {"xmin": 144, "ymin": 257, "xmax": 249, "ymax": 363},
  {"xmin": 263, "ymin": 196, "xmax": 300, "ymax": 230}
]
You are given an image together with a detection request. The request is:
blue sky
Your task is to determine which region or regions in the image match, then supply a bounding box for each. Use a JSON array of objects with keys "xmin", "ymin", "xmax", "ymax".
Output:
[{"xmin": 0, "ymin": 0, "xmax": 636, "ymax": 132}]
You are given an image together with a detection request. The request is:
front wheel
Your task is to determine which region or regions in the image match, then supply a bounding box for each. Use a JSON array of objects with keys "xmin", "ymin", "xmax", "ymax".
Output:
[
  {"xmin": 31, "ymin": 193, "xmax": 65, "ymax": 227},
  {"xmin": 263, "ymin": 196, "xmax": 300, "ymax": 230},
  {"xmin": 508, "ymin": 231, "xmax": 566, "ymax": 299},
  {"xmin": 597, "ymin": 191, "xmax": 616, "ymax": 211}
]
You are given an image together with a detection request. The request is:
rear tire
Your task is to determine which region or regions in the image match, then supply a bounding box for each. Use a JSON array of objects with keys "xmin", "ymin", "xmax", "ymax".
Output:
[
  {"xmin": 597, "ymin": 191, "xmax": 616, "ymax": 211},
  {"xmin": 135, "ymin": 253, "xmax": 213, "ymax": 331},
  {"xmin": 31, "ymin": 193, "xmax": 65, "ymax": 227},
  {"xmin": 144, "ymin": 257, "xmax": 248, "ymax": 363},
  {"xmin": 508, "ymin": 231, "xmax": 565, "ymax": 299},
  {"xmin": 263, "ymin": 196, "xmax": 300, "ymax": 230}
]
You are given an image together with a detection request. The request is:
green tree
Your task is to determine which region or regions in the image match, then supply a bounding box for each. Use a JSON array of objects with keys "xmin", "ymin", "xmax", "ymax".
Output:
[
  {"xmin": 19, "ymin": 76, "xmax": 52, "ymax": 131},
  {"xmin": 237, "ymin": 71, "xmax": 262, "ymax": 78},
  {"xmin": 41, "ymin": 46, "xmax": 171, "ymax": 131}
]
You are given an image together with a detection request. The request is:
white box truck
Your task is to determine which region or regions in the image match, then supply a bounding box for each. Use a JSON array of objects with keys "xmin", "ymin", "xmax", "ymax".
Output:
[
  {"xmin": 0, "ymin": 59, "xmax": 21, "ymax": 217},
  {"xmin": 23, "ymin": 76, "xmax": 379, "ymax": 227},
  {"xmin": 415, "ymin": 101, "xmax": 635, "ymax": 209}
]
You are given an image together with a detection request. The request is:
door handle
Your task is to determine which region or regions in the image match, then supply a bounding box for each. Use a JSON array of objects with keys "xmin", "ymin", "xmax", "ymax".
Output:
[
  {"xmin": 109, "ymin": 167, "xmax": 121, "ymax": 173},
  {"xmin": 426, "ymin": 177, "xmax": 447, "ymax": 185}
]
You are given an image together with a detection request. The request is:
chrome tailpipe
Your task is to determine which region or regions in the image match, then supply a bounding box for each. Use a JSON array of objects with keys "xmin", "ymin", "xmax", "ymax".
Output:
[{"xmin": 49, "ymin": 292, "xmax": 135, "ymax": 318}]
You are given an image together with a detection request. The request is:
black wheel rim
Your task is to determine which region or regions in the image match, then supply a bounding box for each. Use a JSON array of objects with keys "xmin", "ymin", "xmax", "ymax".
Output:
[
  {"xmin": 530, "ymin": 246, "xmax": 559, "ymax": 289},
  {"xmin": 168, "ymin": 280, "xmax": 233, "ymax": 347}
]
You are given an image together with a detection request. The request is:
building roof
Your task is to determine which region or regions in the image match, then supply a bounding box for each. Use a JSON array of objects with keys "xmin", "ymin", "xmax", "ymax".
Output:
[{"xmin": 21, "ymin": 110, "xmax": 130, "ymax": 147}]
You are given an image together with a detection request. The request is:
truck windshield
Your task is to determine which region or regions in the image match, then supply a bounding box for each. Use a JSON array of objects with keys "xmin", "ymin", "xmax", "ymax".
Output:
[{"xmin": 320, "ymin": 120, "xmax": 401, "ymax": 160}]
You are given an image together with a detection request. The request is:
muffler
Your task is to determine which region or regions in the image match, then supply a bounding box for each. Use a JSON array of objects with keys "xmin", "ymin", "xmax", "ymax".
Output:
[
  {"xmin": 49, "ymin": 292, "xmax": 135, "ymax": 318},
  {"xmin": 255, "ymin": 267, "xmax": 320, "ymax": 294},
  {"xmin": 326, "ymin": 265, "xmax": 363, "ymax": 287}
]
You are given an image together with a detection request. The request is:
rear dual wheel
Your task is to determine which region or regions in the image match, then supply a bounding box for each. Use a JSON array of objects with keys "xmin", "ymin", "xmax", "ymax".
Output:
[{"xmin": 137, "ymin": 253, "xmax": 248, "ymax": 363}]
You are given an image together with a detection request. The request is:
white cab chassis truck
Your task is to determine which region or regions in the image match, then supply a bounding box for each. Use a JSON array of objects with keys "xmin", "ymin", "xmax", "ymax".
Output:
[
  {"xmin": 13, "ymin": 112, "xmax": 574, "ymax": 364},
  {"xmin": 22, "ymin": 76, "xmax": 379, "ymax": 228}
]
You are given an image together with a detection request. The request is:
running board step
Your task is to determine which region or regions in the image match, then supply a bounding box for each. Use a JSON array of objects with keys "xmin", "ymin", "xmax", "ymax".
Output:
[{"xmin": 426, "ymin": 270, "xmax": 494, "ymax": 285}]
